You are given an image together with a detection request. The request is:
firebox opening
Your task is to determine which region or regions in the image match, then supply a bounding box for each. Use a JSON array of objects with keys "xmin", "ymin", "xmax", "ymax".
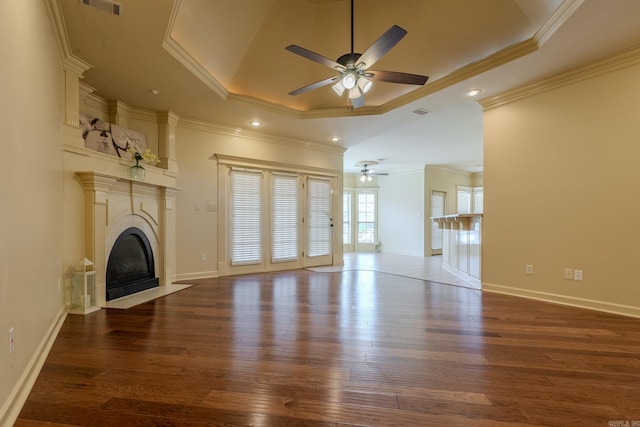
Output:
[{"xmin": 106, "ymin": 227, "xmax": 159, "ymax": 300}]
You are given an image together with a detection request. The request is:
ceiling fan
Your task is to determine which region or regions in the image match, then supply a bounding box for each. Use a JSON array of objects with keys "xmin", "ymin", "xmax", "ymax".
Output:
[
  {"xmin": 357, "ymin": 161, "xmax": 388, "ymax": 182},
  {"xmin": 285, "ymin": 0, "xmax": 428, "ymax": 109}
]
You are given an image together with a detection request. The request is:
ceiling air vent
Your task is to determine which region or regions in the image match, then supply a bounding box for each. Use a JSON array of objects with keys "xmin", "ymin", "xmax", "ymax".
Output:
[
  {"xmin": 81, "ymin": 0, "xmax": 121, "ymax": 16},
  {"xmin": 411, "ymin": 108, "xmax": 430, "ymax": 116}
]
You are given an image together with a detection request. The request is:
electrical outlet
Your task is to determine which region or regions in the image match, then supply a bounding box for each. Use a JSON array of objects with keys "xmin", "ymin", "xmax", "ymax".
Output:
[
  {"xmin": 564, "ymin": 268, "xmax": 574, "ymax": 280},
  {"xmin": 525, "ymin": 264, "xmax": 534, "ymax": 275},
  {"xmin": 9, "ymin": 327, "xmax": 14, "ymax": 355},
  {"xmin": 200, "ymin": 253, "xmax": 206, "ymax": 262},
  {"xmin": 574, "ymin": 270, "xmax": 583, "ymax": 281}
]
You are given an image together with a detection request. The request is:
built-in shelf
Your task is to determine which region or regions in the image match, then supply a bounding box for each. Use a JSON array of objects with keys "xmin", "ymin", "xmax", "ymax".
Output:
[{"xmin": 431, "ymin": 213, "xmax": 483, "ymax": 231}]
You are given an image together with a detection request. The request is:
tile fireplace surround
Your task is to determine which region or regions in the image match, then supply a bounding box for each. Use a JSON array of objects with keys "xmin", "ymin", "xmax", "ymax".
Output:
[{"xmin": 75, "ymin": 171, "xmax": 178, "ymax": 308}]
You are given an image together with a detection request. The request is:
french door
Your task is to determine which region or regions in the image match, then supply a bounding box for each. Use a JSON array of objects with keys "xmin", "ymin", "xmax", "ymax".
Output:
[
  {"xmin": 228, "ymin": 168, "xmax": 333, "ymax": 272},
  {"xmin": 303, "ymin": 176, "xmax": 333, "ymax": 267}
]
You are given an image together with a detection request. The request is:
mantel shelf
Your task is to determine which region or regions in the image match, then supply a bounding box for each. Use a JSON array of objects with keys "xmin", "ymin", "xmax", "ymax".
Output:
[
  {"xmin": 75, "ymin": 170, "xmax": 180, "ymax": 192},
  {"xmin": 431, "ymin": 213, "xmax": 483, "ymax": 231}
]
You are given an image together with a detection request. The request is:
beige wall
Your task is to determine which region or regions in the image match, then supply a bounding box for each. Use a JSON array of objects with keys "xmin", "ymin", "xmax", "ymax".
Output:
[
  {"xmin": 0, "ymin": 0, "xmax": 67, "ymax": 422},
  {"xmin": 378, "ymin": 169, "xmax": 425, "ymax": 256},
  {"xmin": 482, "ymin": 50, "xmax": 640, "ymax": 317}
]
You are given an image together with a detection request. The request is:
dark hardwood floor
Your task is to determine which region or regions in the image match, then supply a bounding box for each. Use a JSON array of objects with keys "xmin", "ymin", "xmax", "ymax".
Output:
[{"xmin": 15, "ymin": 269, "xmax": 640, "ymax": 426}]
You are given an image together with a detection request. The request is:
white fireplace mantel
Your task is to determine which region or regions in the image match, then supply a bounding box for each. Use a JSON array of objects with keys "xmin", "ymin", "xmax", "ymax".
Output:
[{"xmin": 75, "ymin": 171, "xmax": 179, "ymax": 307}]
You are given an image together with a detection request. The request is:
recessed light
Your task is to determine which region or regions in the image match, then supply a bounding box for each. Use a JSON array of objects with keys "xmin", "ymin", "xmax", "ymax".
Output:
[
  {"xmin": 465, "ymin": 89, "xmax": 482, "ymax": 97},
  {"xmin": 249, "ymin": 120, "xmax": 262, "ymax": 127},
  {"xmin": 150, "ymin": 89, "xmax": 159, "ymax": 95},
  {"xmin": 331, "ymin": 137, "xmax": 340, "ymax": 142}
]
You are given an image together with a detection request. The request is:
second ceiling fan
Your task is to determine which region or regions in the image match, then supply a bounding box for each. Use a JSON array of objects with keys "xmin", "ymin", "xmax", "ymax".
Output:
[{"xmin": 285, "ymin": 0, "xmax": 428, "ymax": 109}]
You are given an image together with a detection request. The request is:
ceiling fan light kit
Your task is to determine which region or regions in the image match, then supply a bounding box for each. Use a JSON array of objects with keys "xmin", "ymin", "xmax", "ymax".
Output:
[
  {"xmin": 358, "ymin": 76, "xmax": 373, "ymax": 93},
  {"xmin": 332, "ymin": 81, "xmax": 345, "ymax": 96},
  {"xmin": 342, "ymin": 71, "xmax": 358, "ymax": 90},
  {"xmin": 356, "ymin": 161, "xmax": 389, "ymax": 181},
  {"xmin": 285, "ymin": 0, "xmax": 428, "ymax": 109}
]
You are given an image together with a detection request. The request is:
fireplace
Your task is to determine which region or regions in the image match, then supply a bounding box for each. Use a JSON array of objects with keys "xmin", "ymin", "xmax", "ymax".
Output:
[
  {"xmin": 75, "ymin": 171, "xmax": 178, "ymax": 308},
  {"xmin": 106, "ymin": 227, "xmax": 159, "ymax": 300}
]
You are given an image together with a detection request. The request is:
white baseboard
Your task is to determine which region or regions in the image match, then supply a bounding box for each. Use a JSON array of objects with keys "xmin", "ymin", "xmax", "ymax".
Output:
[
  {"xmin": 0, "ymin": 307, "xmax": 67, "ymax": 427},
  {"xmin": 442, "ymin": 264, "xmax": 481, "ymax": 288},
  {"xmin": 483, "ymin": 282, "xmax": 640, "ymax": 319},
  {"xmin": 174, "ymin": 270, "xmax": 218, "ymax": 281}
]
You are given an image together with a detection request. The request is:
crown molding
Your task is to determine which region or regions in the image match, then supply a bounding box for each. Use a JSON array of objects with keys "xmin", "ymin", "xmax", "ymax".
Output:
[
  {"xmin": 387, "ymin": 38, "xmax": 540, "ymax": 112},
  {"xmin": 83, "ymin": 92, "xmax": 108, "ymax": 114},
  {"xmin": 107, "ymin": 100, "xmax": 158, "ymax": 123},
  {"xmin": 227, "ymin": 94, "xmax": 303, "ymax": 119},
  {"xmin": 79, "ymin": 82, "xmax": 96, "ymax": 98},
  {"xmin": 214, "ymin": 154, "xmax": 341, "ymax": 177},
  {"xmin": 179, "ymin": 118, "xmax": 345, "ymax": 155},
  {"xmin": 479, "ymin": 44, "xmax": 640, "ymax": 110},
  {"xmin": 533, "ymin": 0, "xmax": 585, "ymax": 46},
  {"xmin": 228, "ymin": 93, "xmax": 388, "ymax": 119},
  {"xmin": 426, "ymin": 165, "xmax": 474, "ymax": 177},
  {"xmin": 162, "ymin": 0, "xmax": 228, "ymax": 101},
  {"xmin": 45, "ymin": 0, "xmax": 92, "ymax": 76}
]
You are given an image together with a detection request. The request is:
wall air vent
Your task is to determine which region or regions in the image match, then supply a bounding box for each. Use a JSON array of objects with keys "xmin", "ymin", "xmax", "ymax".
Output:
[
  {"xmin": 81, "ymin": 0, "xmax": 121, "ymax": 16},
  {"xmin": 411, "ymin": 108, "xmax": 430, "ymax": 116}
]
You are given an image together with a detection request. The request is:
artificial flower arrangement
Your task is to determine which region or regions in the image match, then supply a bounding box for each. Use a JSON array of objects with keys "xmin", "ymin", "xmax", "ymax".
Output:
[{"xmin": 127, "ymin": 147, "xmax": 159, "ymax": 168}]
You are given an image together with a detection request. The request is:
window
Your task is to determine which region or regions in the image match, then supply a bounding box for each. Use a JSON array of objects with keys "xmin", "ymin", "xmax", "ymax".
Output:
[
  {"xmin": 343, "ymin": 192, "xmax": 352, "ymax": 244},
  {"xmin": 472, "ymin": 187, "xmax": 483, "ymax": 213},
  {"xmin": 272, "ymin": 174, "xmax": 298, "ymax": 262},
  {"xmin": 230, "ymin": 170, "xmax": 262, "ymax": 266},
  {"xmin": 357, "ymin": 192, "xmax": 376, "ymax": 244},
  {"xmin": 457, "ymin": 186, "xmax": 472, "ymax": 214},
  {"xmin": 307, "ymin": 177, "xmax": 332, "ymax": 257},
  {"xmin": 457, "ymin": 185, "xmax": 483, "ymax": 214}
]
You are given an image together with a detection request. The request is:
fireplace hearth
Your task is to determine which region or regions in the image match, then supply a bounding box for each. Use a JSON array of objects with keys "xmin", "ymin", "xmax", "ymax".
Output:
[{"xmin": 106, "ymin": 227, "xmax": 159, "ymax": 300}]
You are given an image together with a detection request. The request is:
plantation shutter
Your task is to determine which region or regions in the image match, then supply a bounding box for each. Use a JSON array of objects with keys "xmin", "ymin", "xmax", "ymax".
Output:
[
  {"xmin": 472, "ymin": 187, "xmax": 483, "ymax": 213},
  {"xmin": 272, "ymin": 174, "xmax": 299, "ymax": 262},
  {"xmin": 230, "ymin": 170, "xmax": 262, "ymax": 266},
  {"xmin": 307, "ymin": 177, "xmax": 331, "ymax": 257},
  {"xmin": 457, "ymin": 186, "xmax": 472, "ymax": 214}
]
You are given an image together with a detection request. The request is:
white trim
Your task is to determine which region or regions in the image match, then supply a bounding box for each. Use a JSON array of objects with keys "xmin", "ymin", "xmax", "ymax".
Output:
[
  {"xmin": 174, "ymin": 271, "xmax": 219, "ymax": 281},
  {"xmin": 442, "ymin": 264, "xmax": 481, "ymax": 288},
  {"xmin": 162, "ymin": 0, "xmax": 228, "ymax": 101},
  {"xmin": 533, "ymin": 0, "xmax": 585, "ymax": 46},
  {"xmin": 483, "ymin": 282, "xmax": 640, "ymax": 319},
  {"xmin": 182, "ymin": 119, "xmax": 345, "ymax": 156},
  {"xmin": 45, "ymin": 0, "xmax": 92, "ymax": 76},
  {"xmin": 215, "ymin": 154, "xmax": 341, "ymax": 177},
  {"xmin": 480, "ymin": 44, "xmax": 640, "ymax": 110},
  {"xmin": 0, "ymin": 308, "xmax": 67, "ymax": 427}
]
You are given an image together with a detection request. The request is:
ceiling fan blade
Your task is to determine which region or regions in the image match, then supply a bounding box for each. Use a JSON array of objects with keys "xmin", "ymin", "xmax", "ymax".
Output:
[
  {"xmin": 367, "ymin": 70, "xmax": 428, "ymax": 85},
  {"xmin": 285, "ymin": 45, "xmax": 344, "ymax": 71},
  {"xmin": 288, "ymin": 76, "xmax": 340, "ymax": 96},
  {"xmin": 351, "ymin": 95, "xmax": 365, "ymax": 109},
  {"xmin": 356, "ymin": 25, "xmax": 407, "ymax": 69}
]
